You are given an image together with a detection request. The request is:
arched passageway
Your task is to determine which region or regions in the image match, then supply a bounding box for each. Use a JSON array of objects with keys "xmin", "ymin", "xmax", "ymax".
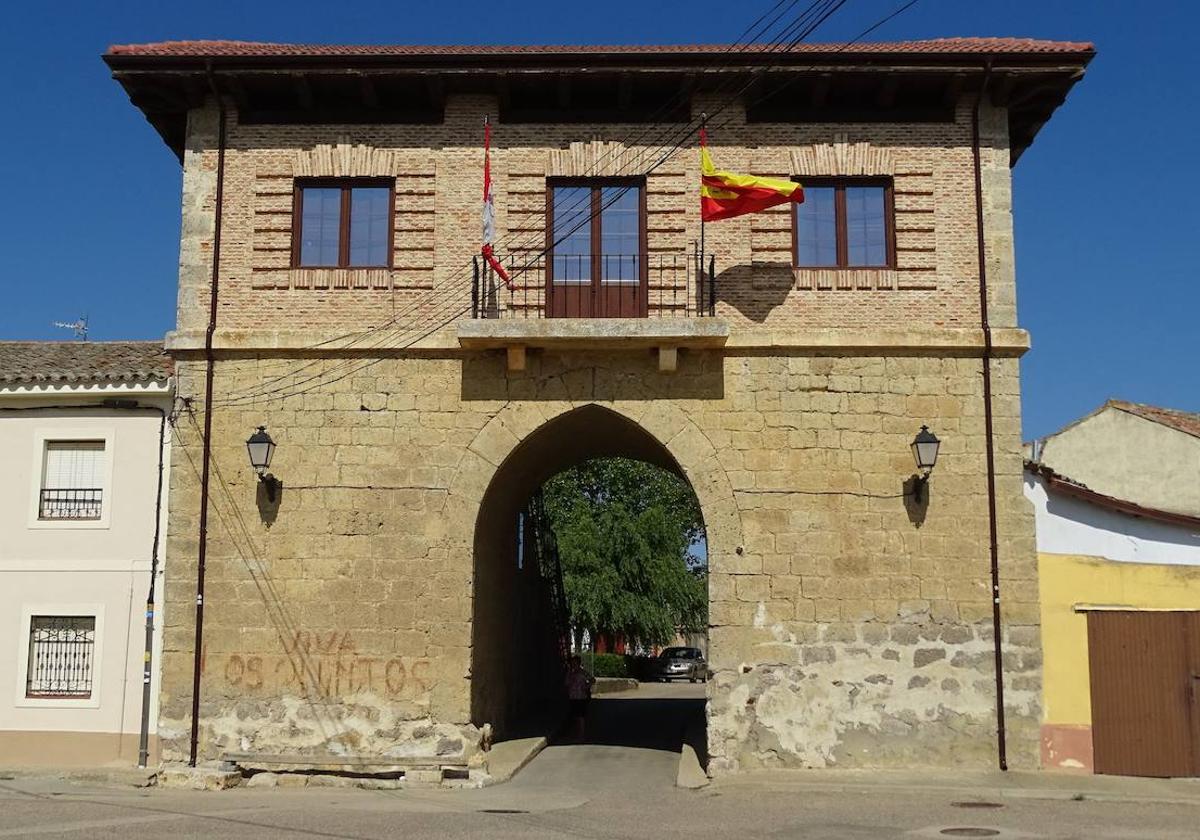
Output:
[{"xmin": 470, "ymin": 404, "xmax": 707, "ymax": 744}]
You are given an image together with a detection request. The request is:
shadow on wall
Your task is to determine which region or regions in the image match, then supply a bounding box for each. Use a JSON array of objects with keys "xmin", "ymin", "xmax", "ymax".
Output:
[
  {"xmin": 903, "ymin": 475, "xmax": 929, "ymax": 528},
  {"xmin": 460, "ymin": 350, "xmax": 725, "ymax": 403},
  {"xmin": 256, "ymin": 481, "xmax": 281, "ymax": 527},
  {"xmin": 714, "ymin": 262, "xmax": 794, "ymax": 323}
]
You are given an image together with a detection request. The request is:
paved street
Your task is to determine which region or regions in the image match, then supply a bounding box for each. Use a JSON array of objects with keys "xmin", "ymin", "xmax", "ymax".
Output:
[{"xmin": 2, "ymin": 683, "xmax": 1199, "ymax": 838}]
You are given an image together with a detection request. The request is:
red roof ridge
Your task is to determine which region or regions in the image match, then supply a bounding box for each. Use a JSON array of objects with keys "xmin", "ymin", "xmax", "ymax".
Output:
[
  {"xmin": 105, "ymin": 37, "xmax": 1097, "ymax": 58},
  {"xmin": 1106, "ymin": 399, "xmax": 1200, "ymax": 440}
]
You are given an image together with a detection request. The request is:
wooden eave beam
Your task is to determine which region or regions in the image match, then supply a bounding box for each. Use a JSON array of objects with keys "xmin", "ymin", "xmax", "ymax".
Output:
[
  {"xmin": 494, "ymin": 73, "xmax": 511, "ymax": 111},
  {"xmin": 357, "ymin": 73, "xmax": 379, "ymax": 108},
  {"xmin": 556, "ymin": 73, "xmax": 571, "ymax": 109},
  {"xmin": 617, "ymin": 73, "xmax": 633, "ymax": 110},
  {"xmin": 942, "ymin": 73, "xmax": 967, "ymax": 107},
  {"xmin": 876, "ymin": 76, "xmax": 900, "ymax": 108},
  {"xmin": 291, "ymin": 72, "xmax": 314, "ymax": 109},
  {"xmin": 810, "ymin": 72, "xmax": 832, "ymax": 107},
  {"xmin": 425, "ymin": 75, "xmax": 445, "ymax": 108},
  {"xmin": 222, "ymin": 74, "xmax": 251, "ymax": 112},
  {"xmin": 989, "ymin": 73, "xmax": 1016, "ymax": 107}
]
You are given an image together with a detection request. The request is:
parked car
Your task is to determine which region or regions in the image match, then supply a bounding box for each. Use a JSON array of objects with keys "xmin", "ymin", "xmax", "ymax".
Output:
[{"xmin": 657, "ymin": 646, "xmax": 707, "ymax": 682}]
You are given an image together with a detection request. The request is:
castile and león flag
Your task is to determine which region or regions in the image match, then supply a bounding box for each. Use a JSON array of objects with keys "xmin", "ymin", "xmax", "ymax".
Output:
[{"xmin": 481, "ymin": 116, "xmax": 511, "ymax": 286}]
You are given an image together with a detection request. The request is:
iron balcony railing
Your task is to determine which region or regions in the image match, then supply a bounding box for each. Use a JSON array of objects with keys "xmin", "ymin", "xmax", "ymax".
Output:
[
  {"xmin": 472, "ymin": 249, "xmax": 717, "ymax": 319},
  {"xmin": 38, "ymin": 488, "xmax": 103, "ymax": 521}
]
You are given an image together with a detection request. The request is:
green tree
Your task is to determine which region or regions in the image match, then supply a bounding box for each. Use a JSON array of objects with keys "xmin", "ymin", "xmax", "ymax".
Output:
[{"xmin": 542, "ymin": 458, "xmax": 707, "ymax": 649}]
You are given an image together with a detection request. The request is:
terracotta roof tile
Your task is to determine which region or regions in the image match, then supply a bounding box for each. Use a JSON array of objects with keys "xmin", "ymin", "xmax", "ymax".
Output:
[
  {"xmin": 1025, "ymin": 459, "xmax": 1200, "ymax": 529},
  {"xmin": 0, "ymin": 341, "xmax": 172, "ymax": 386},
  {"xmin": 1108, "ymin": 400, "xmax": 1200, "ymax": 440},
  {"xmin": 106, "ymin": 37, "xmax": 1095, "ymax": 60}
]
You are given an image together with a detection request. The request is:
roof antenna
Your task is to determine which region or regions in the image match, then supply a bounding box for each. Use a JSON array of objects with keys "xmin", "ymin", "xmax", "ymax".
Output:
[{"xmin": 52, "ymin": 314, "xmax": 89, "ymax": 341}]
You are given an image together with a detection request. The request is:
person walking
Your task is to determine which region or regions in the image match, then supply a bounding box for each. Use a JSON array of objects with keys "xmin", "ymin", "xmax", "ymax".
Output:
[{"xmin": 564, "ymin": 655, "xmax": 595, "ymax": 741}]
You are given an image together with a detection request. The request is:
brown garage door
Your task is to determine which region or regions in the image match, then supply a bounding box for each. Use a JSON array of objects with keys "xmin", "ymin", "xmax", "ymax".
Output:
[{"xmin": 1087, "ymin": 611, "xmax": 1200, "ymax": 777}]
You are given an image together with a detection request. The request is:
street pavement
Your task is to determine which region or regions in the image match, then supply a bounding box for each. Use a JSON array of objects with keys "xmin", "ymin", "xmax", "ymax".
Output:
[{"xmin": 2, "ymin": 682, "xmax": 1198, "ymax": 838}]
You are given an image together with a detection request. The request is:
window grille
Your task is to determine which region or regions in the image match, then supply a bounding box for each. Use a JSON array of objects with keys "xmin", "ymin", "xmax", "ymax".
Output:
[{"xmin": 26, "ymin": 616, "xmax": 96, "ymax": 699}]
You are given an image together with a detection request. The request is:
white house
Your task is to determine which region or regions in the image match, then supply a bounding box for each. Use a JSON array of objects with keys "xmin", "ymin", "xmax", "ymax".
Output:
[{"xmin": 0, "ymin": 342, "xmax": 172, "ymax": 767}]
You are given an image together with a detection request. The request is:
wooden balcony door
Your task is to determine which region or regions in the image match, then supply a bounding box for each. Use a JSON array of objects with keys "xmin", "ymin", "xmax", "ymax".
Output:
[{"xmin": 546, "ymin": 179, "xmax": 647, "ymax": 318}]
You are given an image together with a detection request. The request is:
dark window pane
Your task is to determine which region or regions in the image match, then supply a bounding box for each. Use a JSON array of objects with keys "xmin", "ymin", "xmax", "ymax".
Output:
[
  {"xmin": 299, "ymin": 187, "xmax": 341, "ymax": 267},
  {"xmin": 600, "ymin": 186, "xmax": 640, "ymax": 285},
  {"xmin": 349, "ymin": 187, "xmax": 390, "ymax": 267},
  {"xmin": 795, "ymin": 186, "xmax": 837, "ymax": 267},
  {"xmin": 845, "ymin": 186, "xmax": 887, "ymax": 267},
  {"xmin": 552, "ymin": 187, "xmax": 592, "ymax": 284}
]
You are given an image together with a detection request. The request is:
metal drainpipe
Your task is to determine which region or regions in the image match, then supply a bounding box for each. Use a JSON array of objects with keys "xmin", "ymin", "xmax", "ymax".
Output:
[
  {"xmin": 137, "ymin": 408, "xmax": 167, "ymax": 767},
  {"xmin": 188, "ymin": 64, "xmax": 228, "ymax": 768},
  {"xmin": 972, "ymin": 57, "xmax": 1008, "ymax": 772}
]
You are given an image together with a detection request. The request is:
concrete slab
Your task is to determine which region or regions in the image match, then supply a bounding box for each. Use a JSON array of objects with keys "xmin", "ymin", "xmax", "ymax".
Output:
[{"xmin": 483, "ymin": 736, "xmax": 548, "ymax": 785}]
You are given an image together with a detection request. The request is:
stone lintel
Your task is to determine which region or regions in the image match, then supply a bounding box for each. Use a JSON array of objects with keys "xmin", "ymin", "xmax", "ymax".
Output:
[{"xmin": 164, "ymin": 325, "xmax": 1028, "ymax": 357}]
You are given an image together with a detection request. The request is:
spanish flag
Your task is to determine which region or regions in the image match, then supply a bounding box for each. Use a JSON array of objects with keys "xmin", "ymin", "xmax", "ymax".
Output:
[{"xmin": 700, "ymin": 127, "xmax": 804, "ymax": 222}]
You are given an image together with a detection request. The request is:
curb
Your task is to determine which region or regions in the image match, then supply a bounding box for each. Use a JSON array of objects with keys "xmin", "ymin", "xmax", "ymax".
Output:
[
  {"xmin": 0, "ymin": 766, "xmax": 158, "ymax": 789},
  {"xmin": 593, "ymin": 678, "xmax": 639, "ymax": 695},
  {"xmin": 708, "ymin": 775, "xmax": 1200, "ymax": 808}
]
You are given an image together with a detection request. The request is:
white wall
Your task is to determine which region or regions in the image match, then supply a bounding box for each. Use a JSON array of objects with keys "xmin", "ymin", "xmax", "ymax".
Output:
[
  {"xmin": 1024, "ymin": 473, "xmax": 1200, "ymax": 566},
  {"xmin": 0, "ymin": 384, "xmax": 171, "ymax": 759}
]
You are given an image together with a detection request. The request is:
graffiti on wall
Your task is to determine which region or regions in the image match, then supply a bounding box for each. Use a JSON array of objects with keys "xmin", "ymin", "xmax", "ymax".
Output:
[{"xmin": 211, "ymin": 631, "xmax": 432, "ymax": 700}]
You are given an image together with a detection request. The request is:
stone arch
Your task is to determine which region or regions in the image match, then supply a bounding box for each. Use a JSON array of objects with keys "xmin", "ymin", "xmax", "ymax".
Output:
[{"xmin": 444, "ymin": 400, "xmax": 743, "ymax": 737}]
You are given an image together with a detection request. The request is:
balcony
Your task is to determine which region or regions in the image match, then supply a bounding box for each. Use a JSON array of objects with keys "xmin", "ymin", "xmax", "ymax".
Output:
[
  {"xmin": 470, "ymin": 251, "xmax": 717, "ymax": 320},
  {"xmin": 461, "ymin": 251, "xmax": 726, "ymax": 372}
]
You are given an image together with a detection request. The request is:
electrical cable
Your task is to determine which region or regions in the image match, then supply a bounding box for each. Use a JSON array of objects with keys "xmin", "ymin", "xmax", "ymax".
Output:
[{"xmin": 216, "ymin": 0, "xmax": 924, "ymax": 409}]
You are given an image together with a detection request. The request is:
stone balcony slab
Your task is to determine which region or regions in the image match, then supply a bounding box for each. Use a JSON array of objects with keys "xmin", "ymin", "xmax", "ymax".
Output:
[{"xmin": 455, "ymin": 318, "xmax": 731, "ymax": 351}]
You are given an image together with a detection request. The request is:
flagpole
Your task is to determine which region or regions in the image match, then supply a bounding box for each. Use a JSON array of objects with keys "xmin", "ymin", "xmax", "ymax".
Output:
[{"xmin": 699, "ymin": 113, "xmax": 707, "ymax": 315}]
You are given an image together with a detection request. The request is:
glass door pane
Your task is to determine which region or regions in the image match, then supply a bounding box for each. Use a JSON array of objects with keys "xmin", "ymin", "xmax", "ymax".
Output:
[
  {"xmin": 600, "ymin": 186, "xmax": 640, "ymax": 285},
  {"xmin": 552, "ymin": 186, "xmax": 592, "ymax": 284}
]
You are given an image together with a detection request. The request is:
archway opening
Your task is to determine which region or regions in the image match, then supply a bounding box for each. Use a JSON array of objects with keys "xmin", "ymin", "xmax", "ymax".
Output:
[{"xmin": 471, "ymin": 405, "xmax": 708, "ymax": 756}]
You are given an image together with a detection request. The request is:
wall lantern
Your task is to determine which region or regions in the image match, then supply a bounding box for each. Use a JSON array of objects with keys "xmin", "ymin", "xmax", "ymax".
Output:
[
  {"xmin": 246, "ymin": 426, "xmax": 279, "ymax": 501},
  {"xmin": 910, "ymin": 425, "xmax": 940, "ymax": 502}
]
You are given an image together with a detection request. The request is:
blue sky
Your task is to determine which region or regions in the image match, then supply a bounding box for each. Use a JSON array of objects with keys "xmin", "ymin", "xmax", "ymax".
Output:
[{"xmin": 1, "ymin": 1, "xmax": 1194, "ymax": 440}]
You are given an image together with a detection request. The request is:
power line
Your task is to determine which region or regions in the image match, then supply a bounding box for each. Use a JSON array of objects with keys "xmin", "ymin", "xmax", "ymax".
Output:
[
  {"xmin": 212, "ymin": 0, "xmax": 844, "ymax": 404},
  {"xmin": 217, "ymin": 0, "xmax": 924, "ymax": 409},
  {"xmin": 215, "ymin": 0, "xmax": 857, "ymax": 407}
]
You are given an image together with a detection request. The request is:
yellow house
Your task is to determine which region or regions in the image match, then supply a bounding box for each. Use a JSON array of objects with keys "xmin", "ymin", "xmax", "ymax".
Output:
[{"xmin": 1026, "ymin": 401, "xmax": 1200, "ymax": 778}]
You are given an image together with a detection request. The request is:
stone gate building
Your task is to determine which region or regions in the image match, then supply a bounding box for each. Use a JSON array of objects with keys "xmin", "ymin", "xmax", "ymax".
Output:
[{"xmin": 106, "ymin": 37, "xmax": 1092, "ymax": 777}]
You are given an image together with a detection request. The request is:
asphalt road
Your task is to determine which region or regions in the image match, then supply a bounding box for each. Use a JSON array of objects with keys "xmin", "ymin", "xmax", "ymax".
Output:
[{"xmin": 2, "ymin": 683, "xmax": 1198, "ymax": 839}]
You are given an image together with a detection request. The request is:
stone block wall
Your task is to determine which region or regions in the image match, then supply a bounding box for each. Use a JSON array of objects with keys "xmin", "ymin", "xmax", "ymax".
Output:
[
  {"xmin": 159, "ymin": 85, "xmax": 1039, "ymax": 773},
  {"xmin": 160, "ymin": 345, "xmax": 1039, "ymax": 771}
]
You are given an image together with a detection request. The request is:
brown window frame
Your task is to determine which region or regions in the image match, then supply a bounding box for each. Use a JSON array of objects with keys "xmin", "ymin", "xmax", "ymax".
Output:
[
  {"xmin": 791, "ymin": 177, "xmax": 896, "ymax": 270},
  {"xmin": 291, "ymin": 177, "xmax": 396, "ymax": 269}
]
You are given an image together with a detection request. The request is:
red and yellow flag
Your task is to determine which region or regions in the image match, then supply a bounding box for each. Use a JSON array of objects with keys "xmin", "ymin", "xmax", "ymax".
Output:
[{"xmin": 700, "ymin": 127, "xmax": 804, "ymax": 222}]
